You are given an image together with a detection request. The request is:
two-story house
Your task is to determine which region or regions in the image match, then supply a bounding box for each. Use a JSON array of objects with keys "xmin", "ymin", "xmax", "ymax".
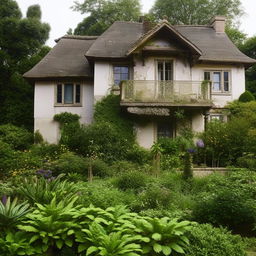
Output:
[{"xmin": 24, "ymin": 16, "xmax": 256, "ymax": 148}]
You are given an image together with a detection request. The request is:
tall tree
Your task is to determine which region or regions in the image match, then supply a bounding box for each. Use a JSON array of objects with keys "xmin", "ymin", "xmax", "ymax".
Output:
[
  {"xmin": 0, "ymin": 0, "xmax": 50, "ymax": 129},
  {"xmin": 72, "ymin": 0, "xmax": 141, "ymax": 35},
  {"xmin": 240, "ymin": 37, "xmax": 256, "ymax": 97},
  {"xmin": 150, "ymin": 0, "xmax": 243, "ymax": 26}
]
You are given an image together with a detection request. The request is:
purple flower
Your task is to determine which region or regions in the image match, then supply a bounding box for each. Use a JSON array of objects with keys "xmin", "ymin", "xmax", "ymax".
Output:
[
  {"xmin": 1, "ymin": 195, "xmax": 7, "ymax": 205},
  {"xmin": 36, "ymin": 169, "xmax": 52, "ymax": 178},
  {"xmin": 196, "ymin": 139, "xmax": 205, "ymax": 148},
  {"xmin": 187, "ymin": 148, "xmax": 196, "ymax": 154}
]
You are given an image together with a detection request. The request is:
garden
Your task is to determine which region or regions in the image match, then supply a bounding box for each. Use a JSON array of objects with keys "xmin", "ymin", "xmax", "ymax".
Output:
[{"xmin": 1, "ymin": 93, "xmax": 256, "ymax": 255}]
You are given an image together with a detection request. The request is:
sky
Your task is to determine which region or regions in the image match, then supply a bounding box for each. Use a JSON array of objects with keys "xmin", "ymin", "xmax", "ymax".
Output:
[{"xmin": 16, "ymin": 0, "xmax": 256, "ymax": 47}]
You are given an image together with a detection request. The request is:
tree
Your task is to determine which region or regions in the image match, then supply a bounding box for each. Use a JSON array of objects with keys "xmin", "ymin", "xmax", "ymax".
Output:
[
  {"xmin": 239, "ymin": 37, "xmax": 256, "ymax": 97},
  {"xmin": 0, "ymin": 0, "xmax": 50, "ymax": 130},
  {"xmin": 72, "ymin": 0, "xmax": 141, "ymax": 35},
  {"xmin": 150, "ymin": 0, "xmax": 243, "ymax": 26}
]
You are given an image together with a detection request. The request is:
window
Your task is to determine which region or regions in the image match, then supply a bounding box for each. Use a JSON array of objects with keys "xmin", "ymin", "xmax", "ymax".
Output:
[
  {"xmin": 56, "ymin": 84, "xmax": 81, "ymax": 105},
  {"xmin": 210, "ymin": 114, "xmax": 224, "ymax": 122},
  {"xmin": 157, "ymin": 122, "xmax": 173, "ymax": 139},
  {"xmin": 113, "ymin": 66, "xmax": 129, "ymax": 86},
  {"xmin": 157, "ymin": 60, "xmax": 173, "ymax": 81},
  {"xmin": 204, "ymin": 71, "xmax": 230, "ymax": 93}
]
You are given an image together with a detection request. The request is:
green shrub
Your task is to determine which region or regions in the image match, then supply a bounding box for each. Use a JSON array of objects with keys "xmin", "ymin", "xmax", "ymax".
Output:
[
  {"xmin": 61, "ymin": 122, "xmax": 134, "ymax": 162},
  {"xmin": 115, "ymin": 170, "xmax": 148, "ymax": 191},
  {"xmin": 78, "ymin": 180, "xmax": 136, "ymax": 209},
  {"xmin": 48, "ymin": 152, "xmax": 87, "ymax": 175},
  {"xmin": 239, "ymin": 90, "xmax": 255, "ymax": 102},
  {"xmin": 161, "ymin": 155, "xmax": 182, "ymax": 170},
  {"xmin": 94, "ymin": 94, "xmax": 134, "ymax": 142},
  {"xmin": 237, "ymin": 154, "xmax": 256, "ymax": 170},
  {"xmin": 126, "ymin": 144, "xmax": 151, "ymax": 164},
  {"xmin": 53, "ymin": 112, "xmax": 80, "ymax": 126},
  {"xmin": 34, "ymin": 130, "xmax": 43, "ymax": 144},
  {"xmin": 84, "ymin": 158, "xmax": 110, "ymax": 178},
  {"xmin": 135, "ymin": 184, "xmax": 172, "ymax": 210},
  {"xmin": 185, "ymin": 224, "xmax": 246, "ymax": 256},
  {"xmin": 0, "ymin": 124, "xmax": 33, "ymax": 150},
  {"xmin": 192, "ymin": 188, "xmax": 256, "ymax": 235}
]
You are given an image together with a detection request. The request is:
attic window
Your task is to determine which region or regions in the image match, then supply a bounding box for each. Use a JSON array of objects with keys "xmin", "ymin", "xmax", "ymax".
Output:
[
  {"xmin": 56, "ymin": 84, "xmax": 81, "ymax": 105},
  {"xmin": 113, "ymin": 66, "xmax": 129, "ymax": 86}
]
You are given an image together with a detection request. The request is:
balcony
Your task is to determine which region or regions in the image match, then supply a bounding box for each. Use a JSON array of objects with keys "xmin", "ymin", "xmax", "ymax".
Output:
[{"xmin": 120, "ymin": 80, "xmax": 212, "ymax": 108}]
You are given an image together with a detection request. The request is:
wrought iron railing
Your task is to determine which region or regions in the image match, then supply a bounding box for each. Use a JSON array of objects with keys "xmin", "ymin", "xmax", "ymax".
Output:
[{"xmin": 121, "ymin": 80, "xmax": 211, "ymax": 104}]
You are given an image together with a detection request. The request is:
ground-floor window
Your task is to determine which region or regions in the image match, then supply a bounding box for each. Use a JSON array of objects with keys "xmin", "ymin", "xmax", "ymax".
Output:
[
  {"xmin": 56, "ymin": 83, "xmax": 81, "ymax": 105},
  {"xmin": 157, "ymin": 122, "xmax": 173, "ymax": 139}
]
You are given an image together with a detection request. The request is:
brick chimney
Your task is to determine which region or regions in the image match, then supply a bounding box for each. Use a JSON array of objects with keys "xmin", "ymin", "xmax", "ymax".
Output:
[
  {"xmin": 210, "ymin": 16, "xmax": 226, "ymax": 33},
  {"xmin": 139, "ymin": 16, "xmax": 153, "ymax": 33}
]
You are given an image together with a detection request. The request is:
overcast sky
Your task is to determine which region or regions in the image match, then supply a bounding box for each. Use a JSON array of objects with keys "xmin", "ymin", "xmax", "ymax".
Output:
[{"xmin": 16, "ymin": 0, "xmax": 256, "ymax": 47}]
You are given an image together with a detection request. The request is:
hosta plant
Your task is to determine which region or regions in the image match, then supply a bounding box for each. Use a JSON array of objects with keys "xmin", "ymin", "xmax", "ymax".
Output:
[
  {"xmin": 18, "ymin": 196, "xmax": 80, "ymax": 255},
  {"xmin": 0, "ymin": 197, "xmax": 30, "ymax": 231},
  {"xmin": 0, "ymin": 231, "xmax": 35, "ymax": 256},
  {"xmin": 77, "ymin": 222, "xmax": 142, "ymax": 256},
  {"xmin": 16, "ymin": 174, "xmax": 80, "ymax": 204},
  {"xmin": 134, "ymin": 217, "xmax": 192, "ymax": 255}
]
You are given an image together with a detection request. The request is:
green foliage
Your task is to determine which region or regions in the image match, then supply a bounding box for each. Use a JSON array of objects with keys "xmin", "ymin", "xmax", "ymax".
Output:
[
  {"xmin": 183, "ymin": 152, "xmax": 193, "ymax": 179},
  {"xmin": 0, "ymin": 197, "xmax": 30, "ymax": 231},
  {"xmin": 0, "ymin": 1, "xmax": 50, "ymax": 129},
  {"xmin": 0, "ymin": 124, "xmax": 33, "ymax": 150},
  {"xmin": 34, "ymin": 129, "xmax": 44, "ymax": 144},
  {"xmin": 53, "ymin": 112, "xmax": 80, "ymax": 126},
  {"xmin": 115, "ymin": 170, "xmax": 148, "ymax": 191},
  {"xmin": 61, "ymin": 121, "xmax": 133, "ymax": 162},
  {"xmin": 134, "ymin": 217, "xmax": 192, "ymax": 255},
  {"xmin": 73, "ymin": 0, "xmax": 141, "ymax": 35},
  {"xmin": 225, "ymin": 25, "xmax": 246, "ymax": 47},
  {"xmin": 239, "ymin": 90, "xmax": 255, "ymax": 102},
  {"xmin": 18, "ymin": 197, "xmax": 79, "ymax": 254},
  {"xmin": 26, "ymin": 4, "xmax": 41, "ymax": 19},
  {"xmin": 185, "ymin": 224, "xmax": 246, "ymax": 256},
  {"xmin": 16, "ymin": 174, "xmax": 80, "ymax": 205},
  {"xmin": 151, "ymin": 0, "xmax": 243, "ymax": 26},
  {"xmin": 192, "ymin": 171, "xmax": 256, "ymax": 235},
  {"xmin": 94, "ymin": 94, "xmax": 134, "ymax": 142},
  {"xmin": 0, "ymin": 231, "xmax": 35, "ymax": 256},
  {"xmin": 78, "ymin": 180, "xmax": 136, "ymax": 208}
]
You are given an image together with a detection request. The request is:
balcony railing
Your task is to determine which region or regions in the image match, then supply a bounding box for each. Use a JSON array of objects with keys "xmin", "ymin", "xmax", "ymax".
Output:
[{"xmin": 121, "ymin": 80, "xmax": 212, "ymax": 105}]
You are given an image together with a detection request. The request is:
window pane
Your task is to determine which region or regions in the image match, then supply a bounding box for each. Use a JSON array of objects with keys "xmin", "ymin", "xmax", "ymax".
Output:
[
  {"xmin": 213, "ymin": 72, "xmax": 221, "ymax": 91},
  {"xmin": 121, "ymin": 67, "xmax": 129, "ymax": 73},
  {"xmin": 224, "ymin": 72, "xmax": 229, "ymax": 91},
  {"xmin": 57, "ymin": 84, "xmax": 62, "ymax": 103},
  {"xmin": 75, "ymin": 84, "xmax": 80, "ymax": 103},
  {"xmin": 157, "ymin": 123, "xmax": 172, "ymax": 139},
  {"xmin": 204, "ymin": 72, "xmax": 210, "ymax": 81},
  {"xmin": 64, "ymin": 84, "xmax": 73, "ymax": 104},
  {"xmin": 158, "ymin": 62, "xmax": 164, "ymax": 81},
  {"xmin": 113, "ymin": 66, "xmax": 129, "ymax": 85}
]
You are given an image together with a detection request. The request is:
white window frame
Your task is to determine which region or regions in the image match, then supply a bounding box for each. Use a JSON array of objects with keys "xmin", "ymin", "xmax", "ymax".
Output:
[
  {"xmin": 155, "ymin": 59, "xmax": 175, "ymax": 81},
  {"xmin": 55, "ymin": 83, "xmax": 82, "ymax": 106},
  {"xmin": 204, "ymin": 70, "xmax": 231, "ymax": 94}
]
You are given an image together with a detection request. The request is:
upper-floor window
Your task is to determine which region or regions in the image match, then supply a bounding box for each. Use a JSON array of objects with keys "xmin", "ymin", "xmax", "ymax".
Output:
[
  {"xmin": 157, "ymin": 60, "xmax": 173, "ymax": 81},
  {"xmin": 204, "ymin": 71, "xmax": 230, "ymax": 93},
  {"xmin": 56, "ymin": 83, "xmax": 81, "ymax": 105},
  {"xmin": 113, "ymin": 66, "xmax": 129, "ymax": 86}
]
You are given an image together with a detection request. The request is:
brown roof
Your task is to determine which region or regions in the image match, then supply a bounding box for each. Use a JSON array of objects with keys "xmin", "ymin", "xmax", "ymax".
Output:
[
  {"xmin": 175, "ymin": 25, "xmax": 255, "ymax": 64},
  {"xmin": 86, "ymin": 21, "xmax": 256, "ymax": 65},
  {"xmin": 23, "ymin": 35, "xmax": 97, "ymax": 80},
  {"xmin": 24, "ymin": 21, "xmax": 256, "ymax": 80},
  {"xmin": 86, "ymin": 21, "xmax": 144, "ymax": 58}
]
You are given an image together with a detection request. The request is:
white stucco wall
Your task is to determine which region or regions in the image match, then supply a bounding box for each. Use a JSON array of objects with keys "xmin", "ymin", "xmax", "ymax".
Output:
[
  {"xmin": 94, "ymin": 62, "xmax": 112, "ymax": 101},
  {"xmin": 34, "ymin": 81, "xmax": 94, "ymax": 143},
  {"xmin": 135, "ymin": 121, "xmax": 156, "ymax": 149}
]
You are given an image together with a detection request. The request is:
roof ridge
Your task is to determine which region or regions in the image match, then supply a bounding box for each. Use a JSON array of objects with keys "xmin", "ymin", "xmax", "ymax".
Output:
[
  {"xmin": 55, "ymin": 35, "xmax": 98, "ymax": 42},
  {"xmin": 175, "ymin": 25, "xmax": 213, "ymax": 28},
  {"xmin": 113, "ymin": 21, "xmax": 142, "ymax": 24}
]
